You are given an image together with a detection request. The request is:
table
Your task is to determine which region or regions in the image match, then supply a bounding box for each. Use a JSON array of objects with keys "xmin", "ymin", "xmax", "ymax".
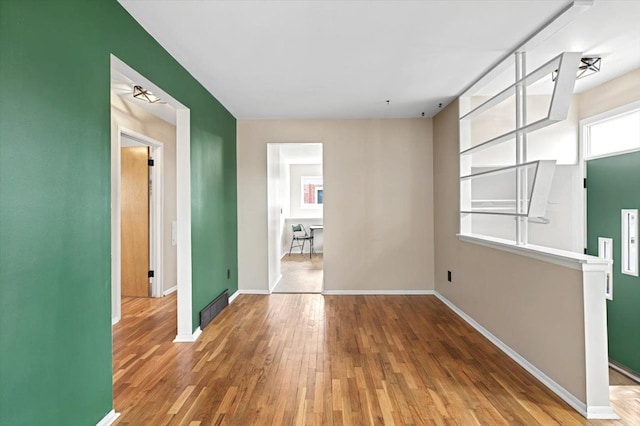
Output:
[{"xmin": 309, "ymin": 225, "xmax": 323, "ymax": 257}]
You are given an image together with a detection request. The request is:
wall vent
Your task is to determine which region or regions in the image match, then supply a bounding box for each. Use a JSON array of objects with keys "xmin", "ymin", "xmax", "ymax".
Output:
[{"xmin": 199, "ymin": 289, "xmax": 229, "ymax": 330}]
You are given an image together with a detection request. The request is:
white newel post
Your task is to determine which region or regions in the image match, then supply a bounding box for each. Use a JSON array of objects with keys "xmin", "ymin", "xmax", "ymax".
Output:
[{"xmin": 582, "ymin": 262, "xmax": 618, "ymax": 419}]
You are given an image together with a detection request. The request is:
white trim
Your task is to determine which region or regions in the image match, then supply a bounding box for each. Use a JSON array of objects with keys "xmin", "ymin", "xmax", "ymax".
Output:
[
  {"xmin": 175, "ymin": 108, "xmax": 193, "ymax": 341},
  {"xmin": 111, "ymin": 315, "xmax": 121, "ymax": 326},
  {"xmin": 581, "ymin": 101, "xmax": 640, "ymax": 160},
  {"xmin": 584, "ymin": 147, "xmax": 640, "ymax": 162},
  {"xmin": 580, "ymin": 100, "xmax": 640, "ymax": 127},
  {"xmin": 322, "ymin": 289, "xmax": 435, "ymax": 295},
  {"xmin": 433, "ymin": 292, "xmax": 589, "ymax": 416},
  {"xmin": 270, "ymin": 274, "xmax": 283, "ymax": 292},
  {"xmin": 111, "ymin": 55, "xmax": 193, "ymax": 350},
  {"xmin": 111, "ymin": 126, "xmax": 165, "ymax": 322},
  {"xmin": 237, "ymin": 289, "xmax": 271, "ymax": 295},
  {"xmin": 163, "ymin": 285, "xmax": 177, "ymax": 296},
  {"xmin": 228, "ymin": 290, "xmax": 240, "ymax": 303},
  {"xmin": 457, "ymin": 233, "xmax": 610, "ymax": 271},
  {"xmin": 173, "ymin": 326, "xmax": 201, "ymax": 343},
  {"xmin": 95, "ymin": 409, "xmax": 120, "ymax": 426}
]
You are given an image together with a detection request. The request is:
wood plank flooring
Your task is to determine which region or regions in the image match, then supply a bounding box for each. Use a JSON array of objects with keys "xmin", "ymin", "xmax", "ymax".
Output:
[{"xmin": 113, "ymin": 294, "xmax": 639, "ymax": 425}]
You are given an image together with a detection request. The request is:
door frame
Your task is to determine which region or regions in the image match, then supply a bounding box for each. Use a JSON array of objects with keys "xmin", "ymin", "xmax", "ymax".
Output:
[
  {"xmin": 580, "ymin": 100, "xmax": 640, "ymax": 384},
  {"xmin": 111, "ymin": 55, "xmax": 196, "ymax": 342},
  {"xmin": 117, "ymin": 128, "xmax": 164, "ymax": 303},
  {"xmin": 580, "ymin": 100, "xmax": 640, "ymax": 253},
  {"xmin": 266, "ymin": 142, "xmax": 325, "ymax": 293}
]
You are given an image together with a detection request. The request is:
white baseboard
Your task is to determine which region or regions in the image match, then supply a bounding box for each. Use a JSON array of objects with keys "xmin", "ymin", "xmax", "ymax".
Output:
[
  {"xmin": 163, "ymin": 285, "xmax": 177, "ymax": 296},
  {"xmin": 322, "ymin": 289, "xmax": 435, "ymax": 295},
  {"xmin": 586, "ymin": 406, "xmax": 620, "ymax": 419},
  {"xmin": 270, "ymin": 274, "xmax": 283, "ymax": 292},
  {"xmin": 228, "ymin": 290, "xmax": 240, "ymax": 304},
  {"xmin": 237, "ymin": 289, "xmax": 271, "ymax": 295},
  {"xmin": 173, "ymin": 327, "xmax": 202, "ymax": 343},
  {"xmin": 96, "ymin": 409, "xmax": 120, "ymax": 426},
  {"xmin": 111, "ymin": 315, "xmax": 121, "ymax": 326},
  {"xmin": 433, "ymin": 292, "xmax": 591, "ymax": 418}
]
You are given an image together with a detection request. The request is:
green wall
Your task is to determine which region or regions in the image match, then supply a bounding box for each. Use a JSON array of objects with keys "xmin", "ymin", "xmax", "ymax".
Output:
[
  {"xmin": 587, "ymin": 151, "xmax": 640, "ymax": 375},
  {"xmin": 0, "ymin": 0, "xmax": 238, "ymax": 424}
]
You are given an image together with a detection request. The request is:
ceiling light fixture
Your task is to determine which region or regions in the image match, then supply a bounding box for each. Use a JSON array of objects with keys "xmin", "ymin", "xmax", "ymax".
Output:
[
  {"xmin": 133, "ymin": 85, "xmax": 161, "ymax": 103},
  {"xmin": 552, "ymin": 56, "xmax": 601, "ymax": 82}
]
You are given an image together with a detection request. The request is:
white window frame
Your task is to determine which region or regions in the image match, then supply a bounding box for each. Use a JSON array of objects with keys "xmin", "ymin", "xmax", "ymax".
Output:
[{"xmin": 581, "ymin": 101, "xmax": 640, "ymax": 161}]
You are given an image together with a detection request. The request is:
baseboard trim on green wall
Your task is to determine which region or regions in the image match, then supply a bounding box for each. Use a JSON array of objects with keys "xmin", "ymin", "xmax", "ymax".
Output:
[
  {"xmin": 96, "ymin": 409, "xmax": 120, "ymax": 426},
  {"xmin": 173, "ymin": 327, "xmax": 202, "ymax": 343},
  {"xmin": 229, "ymin": 290, "xmax": 240, "ymax": 303},
  {"xmin": 609, "ymin": 361, "xmax": 640, "ymax": 383}
]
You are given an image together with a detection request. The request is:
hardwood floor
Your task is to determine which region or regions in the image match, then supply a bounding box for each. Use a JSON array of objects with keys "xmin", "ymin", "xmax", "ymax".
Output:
[{"xmin": 113, "ymin": 294, "xmax": 639, "ymax": 425}]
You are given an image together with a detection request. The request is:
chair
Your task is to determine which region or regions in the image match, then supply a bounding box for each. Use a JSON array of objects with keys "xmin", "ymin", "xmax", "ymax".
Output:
[{"xmin": 289, "ymin": 224, "xmax": 314, "ymax": 257}]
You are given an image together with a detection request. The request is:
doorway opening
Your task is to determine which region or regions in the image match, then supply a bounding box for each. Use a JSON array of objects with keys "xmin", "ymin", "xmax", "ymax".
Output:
[
  {"xmin": 110, "ymin": 55, "xmax": 195, "ymax": 342},
  {"xmin": 581, "ymin": 102, "xmax": 640, "ymax": 395},
  {"xmin": 267, "ymin": 143, "xmax": 324, "ymax": 293}
]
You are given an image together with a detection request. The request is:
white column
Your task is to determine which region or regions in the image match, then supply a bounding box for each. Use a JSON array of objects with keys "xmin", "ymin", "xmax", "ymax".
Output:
[
  {"xmin": 515, "ymin": 52, "xmax": 528, "ymax": 245},
  {"xmin": 582, "ymin": 262, "xmax": 618, "ymax": 419}
]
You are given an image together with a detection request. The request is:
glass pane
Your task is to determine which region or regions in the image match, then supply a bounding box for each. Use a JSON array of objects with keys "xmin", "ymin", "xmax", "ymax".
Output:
[{"xmin": 589, "ymin": 110, "xmax": 640, "ymax": 158}]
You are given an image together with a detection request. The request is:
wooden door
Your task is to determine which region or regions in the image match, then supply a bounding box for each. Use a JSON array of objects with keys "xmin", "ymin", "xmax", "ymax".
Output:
[{"xmin": 121, "ymin": 146, "xmax": 150, "ymax": 297}]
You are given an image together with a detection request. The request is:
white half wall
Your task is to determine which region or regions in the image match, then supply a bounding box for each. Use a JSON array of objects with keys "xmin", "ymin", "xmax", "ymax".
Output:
[
  {"xmin": 433, "ymin": 99, "xmax": 614, "ymax": 417},
  {"xmin": 237, "ymin": 119, "xmax": 434, "ymax": 292}
]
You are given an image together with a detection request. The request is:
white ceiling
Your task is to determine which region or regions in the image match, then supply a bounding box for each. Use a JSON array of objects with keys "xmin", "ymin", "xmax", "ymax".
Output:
[{"xmin": 118, "ymin": 0, "xmax": 640, "ymax": 119}]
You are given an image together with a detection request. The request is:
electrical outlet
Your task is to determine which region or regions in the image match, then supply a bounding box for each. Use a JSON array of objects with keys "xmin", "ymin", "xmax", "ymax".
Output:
[{"xmin": 447, "ymin": 271, "xmax": 452, "ymax": 282}]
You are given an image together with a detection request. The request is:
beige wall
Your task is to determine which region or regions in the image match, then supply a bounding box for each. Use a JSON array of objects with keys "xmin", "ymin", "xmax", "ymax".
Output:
[
  {"xmin": 577, "ymin": 68, "xmax": 640, "ymax": 119},
  {"xmin": 237, "ymin": 119, "xmax": 434, "ymax": 292},
  {"xmin": 433, "ymin": 100, "xmax": 587, "ymax": 401},
  {"xmin": 111, "ymin": 93, "xmax": 177, "ymax": 293}
]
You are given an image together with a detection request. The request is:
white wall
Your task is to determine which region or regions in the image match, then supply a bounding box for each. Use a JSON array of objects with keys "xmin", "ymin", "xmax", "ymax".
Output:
[
  {"xmin": 266, "ymin": 144, "xmax": 283, "ymax": 291},
  {"xmin": 111, "ymin": 92, "xmax": 177, "ymax": 304},
  {"xmin": 289, "ymin": 164, "xmax": 323, "ymax": 218},
  {"xmin": 279, "ymin": 149, "xmax": 290, "ymax": 258},
  {"xmin": 237, "ymin": 119, "xmax": 434, "ymax": 293}
]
